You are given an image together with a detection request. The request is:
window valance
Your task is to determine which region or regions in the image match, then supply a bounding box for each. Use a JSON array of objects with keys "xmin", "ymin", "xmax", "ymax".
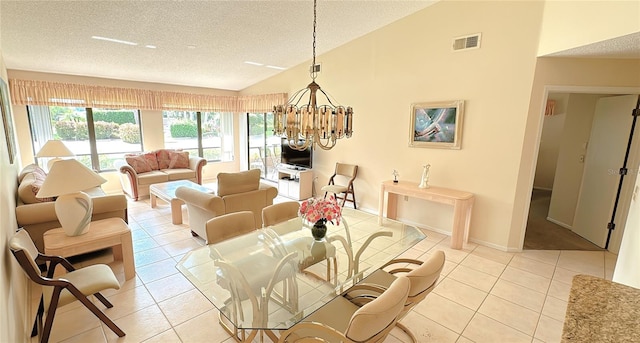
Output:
[{"xmin": 9, "ymin": 79, "xmax": 286, "ymax": 112}]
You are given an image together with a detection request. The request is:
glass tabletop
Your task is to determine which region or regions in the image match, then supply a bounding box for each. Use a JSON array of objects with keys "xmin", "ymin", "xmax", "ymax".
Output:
[{"xmin": 175, "ymin": 213, "xmax": 425, "ymax": 333}]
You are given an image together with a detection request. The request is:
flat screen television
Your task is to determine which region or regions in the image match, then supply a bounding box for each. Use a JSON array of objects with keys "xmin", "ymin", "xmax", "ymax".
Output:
[{"xmin": 280, "ymin": 138, "xmax": 313, "ymax": 169}]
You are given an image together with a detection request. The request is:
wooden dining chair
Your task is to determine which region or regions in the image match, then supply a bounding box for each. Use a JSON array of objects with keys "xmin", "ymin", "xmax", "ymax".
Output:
[
  {"xmin": 321, "ymin": 163, "xmax": 358, "ymax": 208},
  {"xmin": 278, "ymin": 275, "xmax": 410, "ymax": 342},
  {"xmin": 353, "ymin": 250, "xmax": 446, "ymax": 342},
  {"xmin": 9, "ymin": 230, "xmax": 125, "ymax": 343}
]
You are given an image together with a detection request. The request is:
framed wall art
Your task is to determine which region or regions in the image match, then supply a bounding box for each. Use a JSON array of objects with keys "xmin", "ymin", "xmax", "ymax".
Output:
[
  {"xmin": 409, "ymin": 100, "xmax": 464, "ymax": 149},
  {"xmin": 0, "ymin": 79, "xmax": 16, "ymax": 163}
]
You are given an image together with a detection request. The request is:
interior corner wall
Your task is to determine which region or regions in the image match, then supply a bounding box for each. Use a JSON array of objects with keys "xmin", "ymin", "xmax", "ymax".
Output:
[
  {"xmin": 510, "ymin": 57, "xmax": 640, "ymax": 249},
  {"xmin": 547, "ymin": 93, "xmax": 601, "ymax": 226},
  {"xmin": 0, "ymin": 51, "xmax": 29, "ymax": 343},
  {"xmin": 242, "ymin": 0, "xmax": 545, "ymax": 250},
  {"xmin": 533, "ymin": 93, "xmax": 568, "ymax": 190},
  {"xmin": 538, "ymin": 0, "xmax": 640, "ymax": 56}
]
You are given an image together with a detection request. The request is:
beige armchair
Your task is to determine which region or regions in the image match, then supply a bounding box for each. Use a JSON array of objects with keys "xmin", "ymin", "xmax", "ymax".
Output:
[
  {"xmin": 175, "ymin": 186, "xmax": 224, "ymax": 240},
  {"xmin": 278, "ymin": 275, "xmax": 410, "ymax": 342},
  {"xmin": 9, "ymin": 230, "xmax": 125, "ymax": 343},
  {"xmin": 216, "ymin": 169, "xmax": 278, "ymax": 227},
  {"xmin": 175, "ymin": 169, "xmax": 278, "ymax": 240}
]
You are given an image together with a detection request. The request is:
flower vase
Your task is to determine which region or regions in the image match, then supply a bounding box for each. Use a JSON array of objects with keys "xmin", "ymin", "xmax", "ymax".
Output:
[{"xmin": 312, "ymin": 219, "xmax": 328, "ymax": 241}]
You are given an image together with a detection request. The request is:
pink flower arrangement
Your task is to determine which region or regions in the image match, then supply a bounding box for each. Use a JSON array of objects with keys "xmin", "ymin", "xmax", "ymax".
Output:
[{"xmin": 299, "ymin": 195, "xmax": 342, "ymax": 225}]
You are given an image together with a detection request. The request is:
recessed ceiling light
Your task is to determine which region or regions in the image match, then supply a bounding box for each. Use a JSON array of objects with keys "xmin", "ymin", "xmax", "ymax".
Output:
[
  {"xmin": 145, "ymin": 45, "xmax": 157, "ymax": 49},
  {"xmin": 265, "ymin": 65, "xmax": 286, "ymax": 70},
  {"xmin": 187, "ymin": 45, "xmax": 197, "ymax": 49},
  {"xmin": 244, "ymin": 61, "xmax": 264, "ymax": 66},
  {"xmin": 91, "ymin": 36, "xmax": 138, "ymax": 46}
]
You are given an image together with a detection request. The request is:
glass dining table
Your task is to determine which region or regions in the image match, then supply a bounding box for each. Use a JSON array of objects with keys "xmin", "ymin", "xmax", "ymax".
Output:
[{"xmin": 176, "ymin": 212, "xmax": 426, "ymax": 342}]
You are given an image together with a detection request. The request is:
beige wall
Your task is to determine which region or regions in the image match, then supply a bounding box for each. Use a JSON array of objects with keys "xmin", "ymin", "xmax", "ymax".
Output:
[
  {"xmin": 547, "ymin": 93, "xmax": 601, "ymax": 226},
  {"xmin": 7, "ymin": 70, "xmax": 242, "ymax": 194},
  {"xmin": 510, "ymin": 57, "xmax": 640, "ymax": 249},
  {"xmin": 533, "ymin": 93, "xmax": 568, "ymax": 190},
  {"xmin": 243, "ymin": 0, "xmax": 545, "ymax": 249},
  {"xmin": 538, "ymin": 0, "xmax": 640, "ymax": 56},
  {"xmin": 0, "ymin": 51, "xmax": 30, "ymax": 343}
]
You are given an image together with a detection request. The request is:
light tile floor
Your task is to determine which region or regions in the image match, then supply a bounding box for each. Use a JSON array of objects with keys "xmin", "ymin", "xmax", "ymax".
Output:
[{"xmin": 31, "ymin": 197, "xmax": 618, "ymax": 343}]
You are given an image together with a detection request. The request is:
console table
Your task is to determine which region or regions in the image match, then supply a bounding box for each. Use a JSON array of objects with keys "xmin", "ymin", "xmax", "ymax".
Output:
[
  {"xmin": 378, "ymin": 180, "xmax": 474, "ymax": 249},
  {"xmin": 43, "ymin": 217, "xmax": 135, "ymax": 280}
]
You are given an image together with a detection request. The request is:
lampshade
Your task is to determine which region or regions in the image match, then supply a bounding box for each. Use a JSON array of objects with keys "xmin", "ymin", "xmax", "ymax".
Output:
[
  {"xmin": 37, "ymin": 159, "xmax": 106, "ymax": 197},
  {"xmin": 36, "ymin": 159, "xmax": 106, "ymax": 236},
  {"xmin": 35, "ymin": 140, "xmax": 75, "ymax": 158},
  {"xmin": 35, "ymin": 140, "xmax": 75, "ymax": 170}
]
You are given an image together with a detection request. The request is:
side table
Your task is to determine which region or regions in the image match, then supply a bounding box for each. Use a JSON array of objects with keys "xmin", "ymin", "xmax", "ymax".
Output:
[{"xmin": 43, "ymin": 217, "xmax": 135, "ymax": 280}]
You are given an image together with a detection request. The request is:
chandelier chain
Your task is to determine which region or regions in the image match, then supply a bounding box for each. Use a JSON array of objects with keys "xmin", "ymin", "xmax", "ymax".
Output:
[{"xmin": 312, "ymin": 0, "xmax": 317, "ymax": 81}]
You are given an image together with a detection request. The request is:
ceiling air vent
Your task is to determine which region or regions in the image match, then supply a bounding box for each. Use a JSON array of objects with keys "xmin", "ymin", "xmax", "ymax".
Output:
[{"xmin": 453, "ymin": 33, "xmax": 481, "ymax": 51}]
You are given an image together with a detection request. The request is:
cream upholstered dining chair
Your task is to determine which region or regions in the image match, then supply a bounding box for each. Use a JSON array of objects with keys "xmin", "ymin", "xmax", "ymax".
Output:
[
  {"xmin": 278, "ymin": 275, "xmax": 411, "ymax": 343},
  {"xmin": 356, "ymin": 250, "xmax": 446, "ymax": 342},
  {"xmin": 262, "ymin": 201, "xmax": 300, "ymax": 233},
  {"xmin": 205, "ymin": 211, "xmax": 256, "ymax": 245},
  {"xmin": 321, "ymin": 162, "xmax": 358, "ymax": 208},
  {"xmin": 210, "ymin": 227, "xmax": 299, "ymax": 342},
  {"xmin": 9, "ymin": 230, "xmax": 125, "ymax": 343}
]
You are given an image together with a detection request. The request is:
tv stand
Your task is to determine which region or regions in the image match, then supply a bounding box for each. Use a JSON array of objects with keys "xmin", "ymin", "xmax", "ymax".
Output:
[{"xmin": 277, "ymin": 166, "xmax": 313, "ymax": 200}]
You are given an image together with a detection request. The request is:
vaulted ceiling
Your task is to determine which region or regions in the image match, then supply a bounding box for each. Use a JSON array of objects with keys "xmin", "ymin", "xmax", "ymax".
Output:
[{"xmin": 1, "ymin": 1, "xmax": 437, "ymax": 91}]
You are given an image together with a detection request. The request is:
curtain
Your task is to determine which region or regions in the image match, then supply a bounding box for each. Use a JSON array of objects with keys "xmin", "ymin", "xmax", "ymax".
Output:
[{"xmin": 9, "ymin": 79, "xmax": 286, "ymax": 112}]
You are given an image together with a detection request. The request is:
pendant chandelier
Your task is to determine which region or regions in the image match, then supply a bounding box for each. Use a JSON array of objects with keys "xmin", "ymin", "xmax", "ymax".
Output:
[{"xmin": 273, "ymin": 0, "xmax": 353, "ymax": 151}]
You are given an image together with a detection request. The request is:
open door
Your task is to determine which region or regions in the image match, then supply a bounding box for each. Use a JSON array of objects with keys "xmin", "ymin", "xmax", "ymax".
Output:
[{"xmin": 572, "ymin": 95, "xmax": 640, "ymax": 248}]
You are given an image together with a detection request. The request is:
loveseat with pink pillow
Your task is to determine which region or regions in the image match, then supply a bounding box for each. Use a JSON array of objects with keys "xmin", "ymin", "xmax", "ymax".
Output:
[{"xmin": 115, "ymin": 149, "xmax": 207, "ymax": 200}]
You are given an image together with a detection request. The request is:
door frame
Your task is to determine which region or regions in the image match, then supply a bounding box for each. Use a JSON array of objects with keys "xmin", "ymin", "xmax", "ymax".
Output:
[{"xmin": 518, "ymin": 85, "xmax": 640, "ymax": 252}]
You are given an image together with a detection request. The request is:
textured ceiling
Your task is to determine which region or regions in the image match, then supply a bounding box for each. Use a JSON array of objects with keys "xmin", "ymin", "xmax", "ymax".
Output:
[
  {"xmin": 546, "ymin": 32, "xmax": 640, "ymax": 59},
  {"xmin": 2, "ymin": 1, "xmax": 638, "ymax": 91},
  {"xmin": 1, "ymin": 0, "xmax": 437, "ymax": 91}
]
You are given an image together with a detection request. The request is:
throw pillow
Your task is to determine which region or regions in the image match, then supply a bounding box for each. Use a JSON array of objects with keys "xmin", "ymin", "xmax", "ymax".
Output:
[
  {"xmin": 142, "ymin": 152, "xmax": 159, "ymax": 170},
  {"xmin": 156, "ymin": 149, "xmax": 174, "ymax": 170},
  {"xmin": 125, "ymin": 155, "xmax": 152, "ymax": 174},
  {"xmin": 217, "ymin": 169, "xmax": 261, "ymax": 196},
  {"xmin": 18, "ymin": 173, "xmax": 54, "ymax": 204},
  {"xmin": 168, "ymin": 151, "xmax": 189, "ymax": 169},
  {"xmin": 18, "ymin": 163, "xmax": 45, "ymax": 183}
]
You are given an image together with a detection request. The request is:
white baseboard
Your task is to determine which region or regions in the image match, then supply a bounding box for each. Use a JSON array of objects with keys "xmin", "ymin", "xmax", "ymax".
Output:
[
  {"xmin": 546, "ymin": 217, "xmax": 572, "ymax": 229},
  {"xmin": 387, "ymin": 217, "xmax": 514, "ymax": 252}
]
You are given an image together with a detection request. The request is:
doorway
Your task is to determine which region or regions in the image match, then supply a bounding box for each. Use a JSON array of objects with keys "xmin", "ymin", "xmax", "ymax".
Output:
[{"xmin": 525, "ymin": 93, "xmax": 640, "ymax": 252}]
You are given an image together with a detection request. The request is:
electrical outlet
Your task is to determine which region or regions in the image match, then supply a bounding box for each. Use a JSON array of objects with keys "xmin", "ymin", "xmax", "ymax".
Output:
[{"xmin": 404, "ymin": 196, "xmax": 409, "ymax": 201}]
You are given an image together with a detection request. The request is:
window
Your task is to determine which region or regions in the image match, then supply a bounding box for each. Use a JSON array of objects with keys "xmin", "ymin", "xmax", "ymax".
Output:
[
  {"xmin": 162, "ymin": 110, "xmax": 234, "ymax": 162},
  {"xmin": 28, "ymin": 105, "xmax": 143, "ymax": 171}
]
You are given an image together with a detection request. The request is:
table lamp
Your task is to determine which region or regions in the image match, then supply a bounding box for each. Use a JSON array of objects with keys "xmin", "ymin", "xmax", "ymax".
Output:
[
  {"xmin": 36, "ymin": 159, "xmax": 107, "ymax": 236},
  {"xmin": 35, "ymin": 140, "xmax": 75, "ymax": 171}
]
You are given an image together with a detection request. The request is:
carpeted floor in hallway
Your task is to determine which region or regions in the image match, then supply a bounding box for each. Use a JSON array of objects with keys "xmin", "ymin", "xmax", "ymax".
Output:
[{"xmin": 524, "ymin": 189, "xmax": 604, "ymax": 251}]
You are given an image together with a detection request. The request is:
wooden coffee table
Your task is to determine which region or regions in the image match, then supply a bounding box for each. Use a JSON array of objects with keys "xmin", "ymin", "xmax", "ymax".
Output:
[{"xmin": 150, "ymin": 180, "xmax": 214, "ymax": 224}]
